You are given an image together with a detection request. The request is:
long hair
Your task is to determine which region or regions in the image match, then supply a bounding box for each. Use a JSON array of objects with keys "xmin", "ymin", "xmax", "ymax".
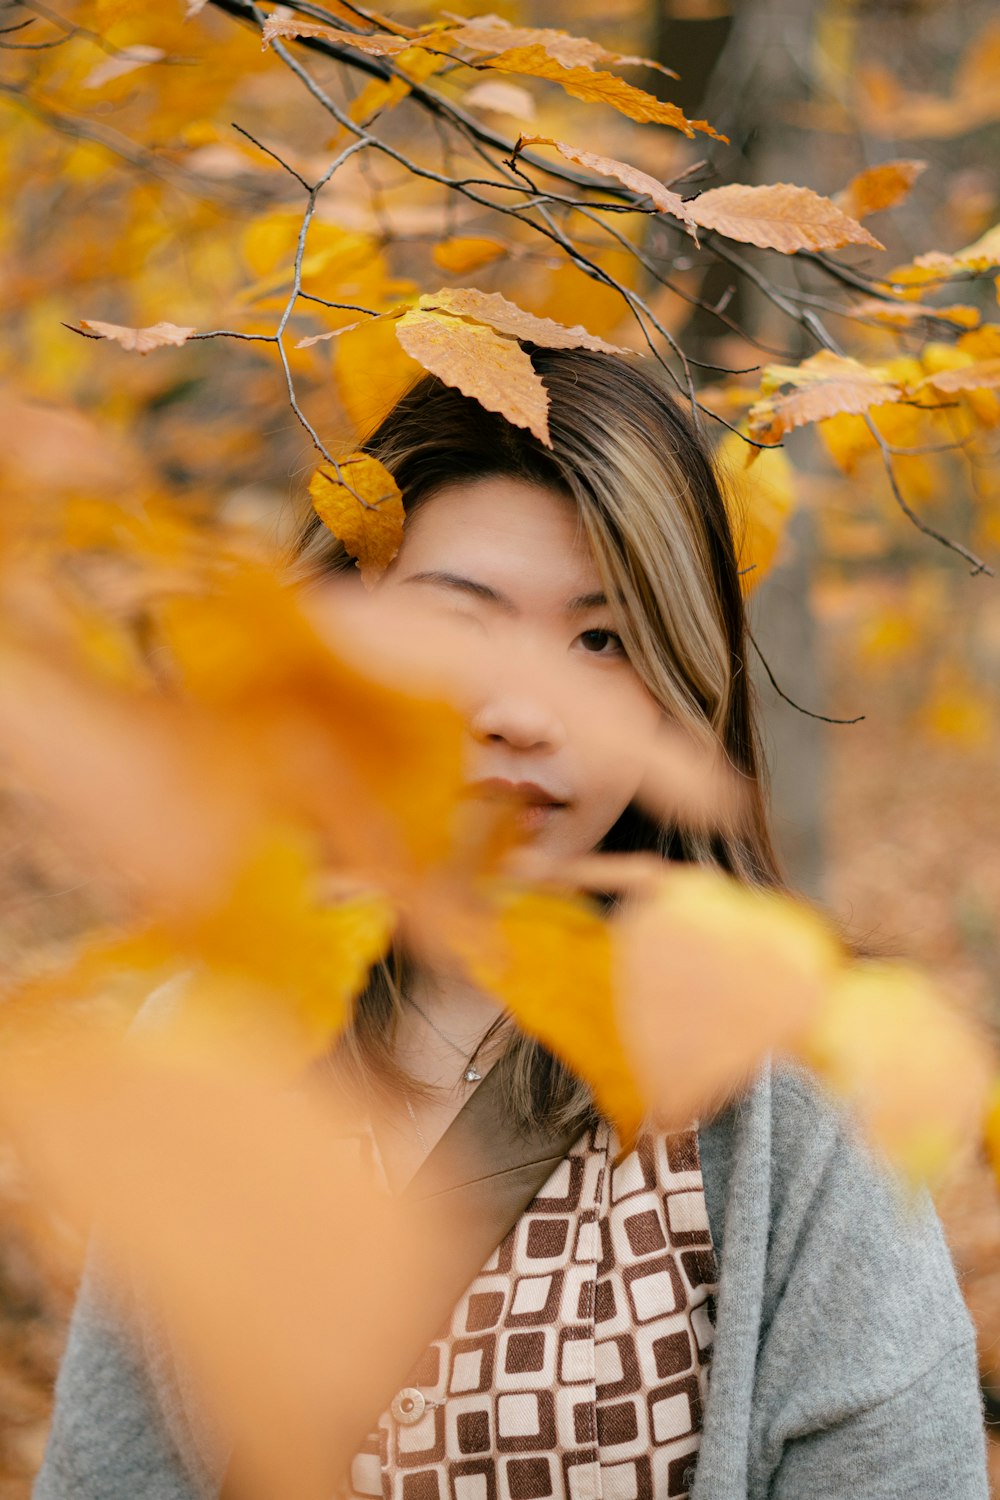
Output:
[{"xmin": 289, "ymin": 346, "xmax": 784, "ymax": 1132}]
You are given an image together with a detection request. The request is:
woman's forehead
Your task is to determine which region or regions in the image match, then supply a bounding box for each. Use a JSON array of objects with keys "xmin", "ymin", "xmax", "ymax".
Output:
[{"xmin": 388, "ymin": 475, "xmax": 604, "ymax": 609}]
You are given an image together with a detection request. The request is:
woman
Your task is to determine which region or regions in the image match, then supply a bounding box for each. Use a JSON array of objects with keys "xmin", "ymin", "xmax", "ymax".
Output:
[{"xmin": 35, "ymin": 347, "xmax": 988, "ymax": 1499}]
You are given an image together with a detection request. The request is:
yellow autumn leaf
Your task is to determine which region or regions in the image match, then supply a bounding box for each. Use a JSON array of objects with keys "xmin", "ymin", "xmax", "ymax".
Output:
[
  {"xmin": 340, "ymin": 46, "xmax": 447, "ymax": 129},
  {"xmin": 481, "ymin": 47, "xmax": 726, "ymax": 139},
  {"xmin": 850, "ymin": 296, "xmax": 980, "ymax": 331},
  {"xmin": 833, "ymin": 159, "xmax": 926, "ymax": 220},
  {"xmin": 716, "ymin": 430, "xmax": 796, "ymax": 590},
  {"xmin": 308, "ymin": 453, "xmax": 404, "ymax": 583},
  {"xmin": 334, "ymin": 315, "xmax": 420, "ymax": 434},
  {"xmin": 688, "ymin": 183, "xmax": 882, "ymax": 253},
  {"xmin": 889, "ymin": 222, "xmax": 1000, "ymax": 290},
  {"xmin": 615, "ymin": 866, "xmax": 842, "ymax": 1132},
  {"xmin": 432, "ymin": 236, "xmax": 509, "ymax": 274},
  {"xmin": 461, "ymin": 884, "xmax": 645, "ymax": 1146},
  {"xmin": 803, "ymin": 962, "xmax": 993, "ymax": 1183},
  {"xmin": 395, "ymin": 307, "xmax": 551, "ymax": 445},
  {"xmin": 982, "ymin": 1079, "xmax": 1000, "ymax": 1194},
  {"xmin": 748, "ymin": 350, "xmax": 904, "ymax": 448},
  {"xmin": 164, "ymin": 829, "xmax": 395, "ymax": 1065},
  {"xmin": 78, "ymin": 318, "xmax": 197, "ymax": 352}
]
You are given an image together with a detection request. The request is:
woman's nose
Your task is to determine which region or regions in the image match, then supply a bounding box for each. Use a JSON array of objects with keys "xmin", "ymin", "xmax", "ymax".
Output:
[{"xmin": 470, "ymin": 691, "xmax": 567, "ymax": 751}]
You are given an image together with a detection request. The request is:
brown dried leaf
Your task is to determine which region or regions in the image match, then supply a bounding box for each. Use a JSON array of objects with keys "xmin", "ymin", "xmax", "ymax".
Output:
[
  {"xmin": 515, "ymin": 136, "xmax": 699, "ymax": 237},
  {"xmin": 261, "ymin": 16, "xmax": 413, "ymax": 53},
  {"xmin": 78, "ymin": 319, "xmax": 197, "ymax": 353},
  {"xmin": 833, "ymin": 159, "xmax": 926, "ymax": 220},
  {"xmin": 261, "ymin": 1, "xmax": 417, "ymax": 43},
  {"xmin": 748, "ymin": 350, "xmax": 904, "ymax": 448},
  {"xmin": 307, "ymin": 454, "xmax": 404, "ymax": 583},
  {"xmin": 395, "ymin": 309, "xmax": 551, "ymax": 445},
  {"xmin": 416, "ymin": 287, "xmax": 630, "ymax": 354},
  {"xmin": 689, "ymin": 183, "xmax": 883, "ymax": 253},
  {"xmin": 480, "ymin": 47, "xmax": 726, "ymax": 139},
  {"xmin": 444, "ymin": 14, "xmax": 676, "ymax": 77}
]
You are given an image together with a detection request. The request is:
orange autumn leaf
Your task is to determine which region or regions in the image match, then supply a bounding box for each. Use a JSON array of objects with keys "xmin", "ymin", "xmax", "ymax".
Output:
[
  {"xmin": 688, "ymin": 183, "xmax": 882, "ymax": 253},
  {"xmin": 308, "ymin": 453, "xmax": 404, "ymax": 583},
  {"xmin": 78, "ymin": 319, "xmax": 198, "ymax": 352},
  {"xmin": 416, "ymin": 287, "xmax": 630, "ymax": 354},
  {"xmin": 747, "ymin": 350, "xmax": 904, "ymax": 448},
  {"xmin": 0, "ymin": 1025, "xmax": 455, "ymax": 1500},
  {"xmin": 432, "ymin": 236, "xmax": 509, "ymax": 274},
  {"xmin": 833, "ymin": 159, "xmax": 926, "ymax": 220},
  {"xmin": 480, "ymin": 47, "xmax": 726, "ymax": 140},
  {"xmin": 461, "ymin": 884, "xmax": 646, "ymax": 1146},
  {"xmin": 614, "ymin": 866, "xmax": 842, "ymax": 1133},
  {"xmin": 395, "ymin": 308, "xmax": 551, "ymax": 445},
  {"xmin": 514, "ymin": 135, "xmax": 699, "ymax": 237}
]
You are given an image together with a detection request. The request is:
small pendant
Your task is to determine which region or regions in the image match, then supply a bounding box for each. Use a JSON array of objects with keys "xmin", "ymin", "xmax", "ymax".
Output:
[{"xmin": 463, "ymin": 1066, "xmax": 483, "ymax": 1083}]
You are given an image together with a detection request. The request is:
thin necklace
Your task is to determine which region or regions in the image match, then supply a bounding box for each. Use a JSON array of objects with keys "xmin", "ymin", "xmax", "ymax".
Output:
[
  {"xmin": 403, "ymin": 1093, "xmax": 428, "ymax": 1153},
  {"xmin": 408, "ymin": 994, "xmax": 487, "ymax": 1083}
]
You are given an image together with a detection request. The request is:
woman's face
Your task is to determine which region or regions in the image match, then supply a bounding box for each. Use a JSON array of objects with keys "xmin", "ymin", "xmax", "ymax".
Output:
[{"xmin": 376, "ymin": 476, "xmax": 664, "ymax": 859}]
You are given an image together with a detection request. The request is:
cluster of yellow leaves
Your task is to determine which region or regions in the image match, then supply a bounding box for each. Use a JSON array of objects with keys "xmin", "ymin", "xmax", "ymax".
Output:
[{"xmin": 745, "ymin": 326, "xmax": 1000, "ymax": 456}]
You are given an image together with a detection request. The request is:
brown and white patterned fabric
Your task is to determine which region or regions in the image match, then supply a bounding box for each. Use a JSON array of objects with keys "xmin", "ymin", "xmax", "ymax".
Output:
[{"xmin": 344, "ymin": 1123, "xmax": 718, "ymax": 1500}]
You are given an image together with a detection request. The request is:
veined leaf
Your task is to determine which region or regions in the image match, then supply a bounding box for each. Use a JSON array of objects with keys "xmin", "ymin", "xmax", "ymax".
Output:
[
  {"xmin": 480, "ymin": 47, "xmax": 726, "ymax": 139},
  {"xmin": 308, "ymin": 454, "xmax": 404, "ymax": 583},
  {"xmin": 78, "ymin": 319, "xmax": 197, "ymax": 353},
  {"xmin": 395, "ymin": 309, "xmax": 551, "ymax": 444},
  {"xmin": 748, "ymin": 350, "xmax": 904, "ymax": 448},
  {"xmin": 689, "ymin": 182, "xmax": 882, "ymax": 253},
  {"xmin": 514, "ymin": 135, "xmax": 699, "ymax": 237},
  {"xmin": 416, "ymin": 286, "xmax": 630, "ymax": 354}
]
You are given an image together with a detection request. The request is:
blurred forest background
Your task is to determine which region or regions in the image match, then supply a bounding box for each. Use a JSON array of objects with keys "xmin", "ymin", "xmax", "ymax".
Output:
[{"xmin": 2, "ymin": 0, "xmax": 1000, "ymax": 1491}]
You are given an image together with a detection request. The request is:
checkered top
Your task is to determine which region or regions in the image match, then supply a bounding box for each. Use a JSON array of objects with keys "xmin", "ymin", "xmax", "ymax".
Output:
[{"xmin": 345, "ymin": 1124, "xmax": 717, "ymax": 1500}]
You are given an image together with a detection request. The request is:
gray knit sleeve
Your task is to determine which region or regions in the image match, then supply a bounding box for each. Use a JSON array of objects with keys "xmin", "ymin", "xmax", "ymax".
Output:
[
  {"xmin": 32, "ymin": 1256, "xmax": 207, "ymax": 1500},
  {"xmin": 768, "ymin": 1339, "xmax": 988, "ymax": 1499}
]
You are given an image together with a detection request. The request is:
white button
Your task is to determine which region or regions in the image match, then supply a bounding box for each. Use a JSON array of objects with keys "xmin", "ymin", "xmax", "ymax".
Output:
[{"xmin": 391, "ymin": 1387, "xmax": 426, "ymax": 1426}]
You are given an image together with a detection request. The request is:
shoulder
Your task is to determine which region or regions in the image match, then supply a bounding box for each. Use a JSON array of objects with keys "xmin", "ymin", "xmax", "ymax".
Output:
[{"xmin": 701, "ymin": 1061, "xmax": 981, "ymax": 1437}]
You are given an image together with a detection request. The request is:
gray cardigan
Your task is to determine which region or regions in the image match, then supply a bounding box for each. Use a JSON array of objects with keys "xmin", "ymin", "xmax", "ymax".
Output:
[{"xmin": 33, "ymin": 1063, "xmax": 989, "ymax": 1499}]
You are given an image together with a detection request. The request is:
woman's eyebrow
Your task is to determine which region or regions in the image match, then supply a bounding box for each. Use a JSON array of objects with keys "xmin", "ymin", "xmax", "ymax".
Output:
[
  {"xmin": 400, "ymin": 570, "xmax": 517, "ymax": 612},
  {"xmin": 399, "ymin": 571, "xmax": 609, "ymax": 614},
  {"xmin": 566, "ymin": 590, "xmax": 610, "ymax": 612}
]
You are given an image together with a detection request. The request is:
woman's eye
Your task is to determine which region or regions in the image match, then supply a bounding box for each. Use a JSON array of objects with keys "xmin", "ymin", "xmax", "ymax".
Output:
[{"xmin": 578, "ymin": 628, "xmax": 625, "ymax": 656}]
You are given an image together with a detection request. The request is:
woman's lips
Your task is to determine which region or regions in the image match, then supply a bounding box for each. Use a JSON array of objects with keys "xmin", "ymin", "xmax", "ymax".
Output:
[{"xmin": 462, "ymin": 778, "xmax": 569, "ymax": 833}]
